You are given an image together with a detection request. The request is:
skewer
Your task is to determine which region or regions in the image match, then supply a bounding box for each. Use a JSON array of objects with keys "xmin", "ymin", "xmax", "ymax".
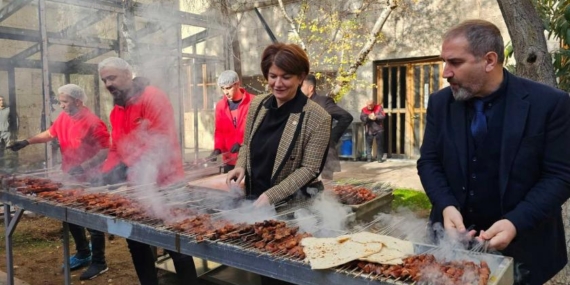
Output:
[{"xmin": 17, "ymin": 167, "xmax": 62, "ymax": 176}]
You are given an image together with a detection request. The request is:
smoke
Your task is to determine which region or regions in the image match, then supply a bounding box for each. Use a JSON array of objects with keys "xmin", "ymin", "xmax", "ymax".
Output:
[
  {"xmin": 293, "ymin": 191, "xmax": 352, "ymax": 236},
  {"xmin": 356, "ymin": 210, "xmax": 430, "ymax": 243}
]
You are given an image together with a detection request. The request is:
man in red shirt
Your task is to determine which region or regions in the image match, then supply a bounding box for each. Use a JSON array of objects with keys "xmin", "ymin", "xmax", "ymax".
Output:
[
  {"xmin": 360, "ymin": 100, "xmax": 386, "ymax": 163},
  {"xmin": 209, "ymin": 70, "xmax": 253, "ymax": 173},
  {"xmin": 98, "ymin": 57, "xmax": 196, "ymax": 285},
  {"xmin": 10, "ymin": 84, "xmax": 110, "ymax": 280}
]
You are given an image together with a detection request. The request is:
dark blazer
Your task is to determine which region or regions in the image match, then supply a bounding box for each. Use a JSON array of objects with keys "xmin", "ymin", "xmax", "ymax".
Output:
[
  {"xmin": 417, "ymin": 70, "xmax": 570, "ymax": 285},
  {"xmin": 310, "ymin": 93, "xmax": 353, "ymax": 144}
]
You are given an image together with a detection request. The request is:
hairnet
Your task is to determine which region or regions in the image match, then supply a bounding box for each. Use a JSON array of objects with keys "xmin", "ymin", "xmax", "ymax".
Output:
[
  {"xmin": 98, "ymin": 57, "xmax": 133, "ymax": 74},
  {"xmin": 217, "ymin": 70, "xmax": 239, "ymax": 87},
  {"xmin": 58, "ymin": 84, "xmax": 87, "ymax": 103}
]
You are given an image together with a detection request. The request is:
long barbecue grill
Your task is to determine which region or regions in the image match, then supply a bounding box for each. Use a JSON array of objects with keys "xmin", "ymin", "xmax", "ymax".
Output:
[{"xmin": 1, "ymin": 172, "xmax": 513, "ymax": 285}]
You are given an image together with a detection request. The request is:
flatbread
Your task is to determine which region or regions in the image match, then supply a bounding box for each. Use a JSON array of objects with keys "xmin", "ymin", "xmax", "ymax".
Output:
[
  {"xmin": 359, "ymin": 247, "xmax": 406, "ymax": 265},
  {"xmin": 356, "ymin": 233, "xmax": 414, "ymax": 265},
  {"xmin": 349, "ymin": 232, "xmax": 414, "ymax": 256},
  {"xmin": 301, "ymin": 236, "xmax": 383, "ymax": 269}
]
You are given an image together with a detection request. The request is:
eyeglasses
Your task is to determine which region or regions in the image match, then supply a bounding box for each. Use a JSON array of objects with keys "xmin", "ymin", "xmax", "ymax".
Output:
[{"xmin": 221, "ymin": 84, "xmax": 236, "ymax": 91}]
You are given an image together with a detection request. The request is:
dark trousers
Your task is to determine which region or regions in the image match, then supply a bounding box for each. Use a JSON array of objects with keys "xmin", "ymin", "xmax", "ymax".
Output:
[
  {"xmin": 68, "ymin": 223, "xmax": 106, "ymax": 265},
  {"xmin": 127, "ymin": 239, "xmax": 198, "ymax": 285},
  {"xmin": 223, "ymin": 164, "xmax": 235, "ymax": 173},
  {"xmin": 365, "ymin": 131, "xmax": 384, "ymax": 160}
]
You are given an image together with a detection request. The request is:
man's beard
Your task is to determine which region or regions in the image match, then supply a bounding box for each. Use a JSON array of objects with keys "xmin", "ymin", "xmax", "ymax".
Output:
[
  {"xmin": 451, "ymin": 86, "xmax": 474, "ymax": 101},
  {"xmin": 108, "ymin": 87, "xmax": 127, "ymax": 106}
]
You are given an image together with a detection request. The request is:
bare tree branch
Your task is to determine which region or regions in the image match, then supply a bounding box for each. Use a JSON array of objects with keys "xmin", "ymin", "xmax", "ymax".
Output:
[
  {"xmin": 329, "ymin": 0, "xmax": 398, "ymax": 99},
  {"xmin": 278, "ymin": 0, "xmax": 306, "ymax": 50}
]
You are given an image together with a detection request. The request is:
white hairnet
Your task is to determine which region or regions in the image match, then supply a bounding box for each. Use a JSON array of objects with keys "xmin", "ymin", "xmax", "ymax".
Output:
[
  {"xmin": 98, "ymin": 57, "xmax": 133, "ymax": 74},
  {"xmin": 217, "ymin": 70, "xmax": 239, "ymax": 87},
  {"xmin": 58, "ymin": 84, "xmax": 87, "ymax": 104}
]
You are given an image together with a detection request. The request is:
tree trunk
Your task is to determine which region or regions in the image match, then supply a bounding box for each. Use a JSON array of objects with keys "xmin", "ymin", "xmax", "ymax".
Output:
[
  {"xmin": 497, "ymin": 0, "xmax": 557, "ymax": 87},
  {"xmin": 499, "ymin": 1, "xmax": 569, "ymax": 283}
]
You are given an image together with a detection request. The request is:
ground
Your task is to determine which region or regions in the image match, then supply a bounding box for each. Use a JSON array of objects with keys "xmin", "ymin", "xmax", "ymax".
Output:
[{"xmin": 0, "ymin": 214, "xmax": 184, "ymax": 285}]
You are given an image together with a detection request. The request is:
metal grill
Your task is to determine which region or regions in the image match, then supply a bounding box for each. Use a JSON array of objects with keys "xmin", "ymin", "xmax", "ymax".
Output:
[{"xmin": 1, "ymin": 173, "xmax": 513, "ymax": 285}]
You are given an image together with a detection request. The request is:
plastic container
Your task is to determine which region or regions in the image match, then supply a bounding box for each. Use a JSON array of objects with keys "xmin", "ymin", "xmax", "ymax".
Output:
[{"xmin": 340, "ymin": 132, "xmax": 353, "ymax": 156}]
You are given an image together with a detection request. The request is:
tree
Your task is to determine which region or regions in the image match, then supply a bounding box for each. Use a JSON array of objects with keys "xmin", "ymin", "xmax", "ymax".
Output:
[
  {"xmin": 277, "ymin": 0, "xmax": 399, "ymax": 101},
  {"xmin": 497, "ymin": 0, "xmax": 557, "ymax": 87},
  {"xmin": 533, "ymin": 0, "xmax": 570, "ymax": 91},
  {"xmin": 501, "ymin": 1, "xmax": 570, "ymax": 284}
]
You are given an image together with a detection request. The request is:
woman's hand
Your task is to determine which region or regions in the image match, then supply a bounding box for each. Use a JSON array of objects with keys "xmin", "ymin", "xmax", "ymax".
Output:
[
  {"xmin": 226, "ymin": 167, "xmax": 245, "ymax": 187},
  {"xmin": 253, "ymin": 193, "xmax": 270, "ymax": 207}
]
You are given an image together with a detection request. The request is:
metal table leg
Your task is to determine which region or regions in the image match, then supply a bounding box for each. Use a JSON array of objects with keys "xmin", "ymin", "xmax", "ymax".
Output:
[
  {"xmin": 62, "ymin": 222, "xmax": 71, "ymax": 285},
  {"xmin": 4, "ymin": 204, "xmax": 23, "ymax": 285}
]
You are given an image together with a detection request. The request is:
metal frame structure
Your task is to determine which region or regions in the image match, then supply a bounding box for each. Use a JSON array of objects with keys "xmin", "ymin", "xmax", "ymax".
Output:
[
  {"xmin": 0, "ymin": 0, "xmax": 226, "ymax": 166},
  {"xmin": 1, "ymin": 189, "xmax": 515, "ymax": 285}
]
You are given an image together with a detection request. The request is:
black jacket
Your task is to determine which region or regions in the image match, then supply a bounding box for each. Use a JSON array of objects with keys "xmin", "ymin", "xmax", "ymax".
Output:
[
  {"xmin": 310, "ymin": 93, "xmax": 353, "ymax": 143},
  {"xmin": 417, "ymin": 70, "xmax": 570, "ymax": 285}
]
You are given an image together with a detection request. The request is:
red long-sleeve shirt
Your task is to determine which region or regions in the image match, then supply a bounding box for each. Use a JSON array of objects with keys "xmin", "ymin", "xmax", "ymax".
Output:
[
  {"xmin": 49, "ymin": 106, "xmax": 110, "ymax": 174},
  {"xmin": 214, "ymin": 88, "xmax": 253, "ymax": 165},
  {"xmin": 102, "ymin": 86, "xmax": 184, "ymax": 186}
]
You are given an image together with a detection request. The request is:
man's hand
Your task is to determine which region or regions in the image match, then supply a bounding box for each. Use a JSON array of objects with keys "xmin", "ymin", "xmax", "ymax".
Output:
[
  {"xmin": 9, "ymin": 140, "xmax": 29, "ymax": 151},
  {"xmin": 253, "ymin": 193, "xmax": 270, "ymax": 208},
  {"xmin": 208, "ymin": 149, "xmax": 222, "ymax": 162},
  {"xmin": 368, "ymin": 113, "xmax": 376, "ymax": 120},
  {"xmin": 68, "ymin": 166, "xmax": 84, "ymax": 176},
  {"xmin": 230, "ymin": 143, "xmax": 240, "ymax": 154},
  {"xmin": 442, "ymin": 206, "xmax": 470, "ymax": 231},
  {"xmin": 102, "ymin": 162, "xmax": 128, "ymax": 185},
  {"xmin": 226, "ymin": 167, "xmax": 245, "ymax": 187},
  {"xmin": 477, "ymin": 219, "xmax": 517, "ymax": 250}
]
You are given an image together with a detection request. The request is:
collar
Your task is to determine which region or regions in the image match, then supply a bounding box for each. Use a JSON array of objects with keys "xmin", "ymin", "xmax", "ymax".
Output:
[{"xmin": 480, "ymin": 69, "xmax": 508, "ymax": 104}]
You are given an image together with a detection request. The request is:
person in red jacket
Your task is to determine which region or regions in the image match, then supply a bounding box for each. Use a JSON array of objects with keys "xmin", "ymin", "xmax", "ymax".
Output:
[
  {"xmin": 97, "ymin": 57, "xmax": 196, "ymax": 285},
  {"xmin": 209, "ymin": 70, "xmax": 253, "ymax": 173},
  {"xmin": 10, "ymin": 84, "xmax": 110, "ymax": 280},
  {"xmin": 360, "ymin": 100, "xmax": 386, "ymax": 163}
]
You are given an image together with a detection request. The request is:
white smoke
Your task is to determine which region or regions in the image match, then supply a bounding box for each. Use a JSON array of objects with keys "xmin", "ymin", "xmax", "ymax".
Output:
[{"xmin": 293, "ymin": 191, "xmax": 352, "ymax": 236}]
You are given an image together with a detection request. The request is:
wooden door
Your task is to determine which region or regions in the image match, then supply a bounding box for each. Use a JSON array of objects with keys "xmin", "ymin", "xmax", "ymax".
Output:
[{"xmin": 375, "ymin": 58, "xmax": 443, "ymax": 158}]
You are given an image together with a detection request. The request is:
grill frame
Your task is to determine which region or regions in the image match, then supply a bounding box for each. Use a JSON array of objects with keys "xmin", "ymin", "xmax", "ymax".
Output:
[{"xmin": 1, "ymin": 185, "xmax": 514, "ymax": 285}]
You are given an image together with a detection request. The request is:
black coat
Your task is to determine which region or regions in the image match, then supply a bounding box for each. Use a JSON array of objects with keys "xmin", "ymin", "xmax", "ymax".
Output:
[
  {"xmin": 309, "ymin": 93, "xmax": 353, "ymax": 144},
  {"xmin": 417, "ymin": 70, "xmax": 570, "ymax": 285}
]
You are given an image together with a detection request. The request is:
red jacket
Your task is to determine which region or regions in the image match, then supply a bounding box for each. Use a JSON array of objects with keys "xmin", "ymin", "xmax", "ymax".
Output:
[
  {"xmin": 360, "ymin": 104, "xmax": 386, "ymax": 135},
  {"xmin": 50, "ymin": 106, "xmax": 110, "ymax": 175},
  {"xmin": 102, "ymin": 86, "xmax": 184, "ymax": 186},
  {"xmin": 214, "ymin": 88, "xmax": 253, "ymax": 165}
]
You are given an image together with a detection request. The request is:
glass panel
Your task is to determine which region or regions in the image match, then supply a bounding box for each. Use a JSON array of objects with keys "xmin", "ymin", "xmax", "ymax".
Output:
[
  {"xmin": 414, "ymin": 66, "xmax": 420, "ymax": 108},
  {"xmin": 382, "ymin": 67, "xmax": 389, "ymax": 107},
  {"xmin": 399, "ymin": 112, "xmax": 405, "ymax": 154},
  {"xmin": 399, "ymin": 66, "xmax": 406, "ymax": 108},
  {"xmin": 433, "ymin": 64, "xmax": 440, "ymax": 91},
  {"xmin": 390, "ymin": 67, "xmax": 398, "ymax": 108}
]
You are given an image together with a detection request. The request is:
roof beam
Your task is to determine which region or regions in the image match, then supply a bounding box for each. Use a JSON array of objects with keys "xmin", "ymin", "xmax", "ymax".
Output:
[
  {"xmin": 0, "ymin": 26, "xmax": 117, "ymax": 50},
  {"xmin": 12, "ymin": 10, "xmax": 111, "ymax": 61},
  {"xmin": 0, "ymin": 0, "xmax": 34, "ymax": 24},
  {"xmin": 47, "ymin": 0, "xmax": 122, "ymax": 13},
  {"xmin": 66, "ymin": 48, "xmax": 112, "ymax": 68},
  {"xmin": 0, "ymin": 58, "xmax": 97, "ymax": 74},
  {"xmin": 181, "ymin": 29, "xmax": 225, "ymax": 48}
]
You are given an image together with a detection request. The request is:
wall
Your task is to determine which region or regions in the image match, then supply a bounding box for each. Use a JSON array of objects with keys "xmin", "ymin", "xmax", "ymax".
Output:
[{"xmin": 232, "ymin": 0, "xmax": 511, "ymax": 116}]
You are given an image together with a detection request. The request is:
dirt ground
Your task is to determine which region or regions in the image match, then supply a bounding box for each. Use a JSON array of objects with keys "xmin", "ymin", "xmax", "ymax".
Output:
[{"xmin": 0, "ymin": 214, "xmax": 180, "ymax": 285}]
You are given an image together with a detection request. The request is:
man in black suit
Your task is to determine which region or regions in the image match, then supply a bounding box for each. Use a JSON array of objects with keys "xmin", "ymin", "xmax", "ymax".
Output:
[
  {"xmin": 301, "ymin": 74, "xmax": 353, "ymax": 180},
  {"xmin": 417, "ymin": 19, "xmax": 570, "ymax": 285}
]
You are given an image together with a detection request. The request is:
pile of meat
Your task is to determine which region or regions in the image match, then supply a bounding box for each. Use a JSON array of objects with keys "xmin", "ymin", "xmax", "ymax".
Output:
[
  {"xmin": 333, "ymin": 184, "xmax": 377, "ymax": 205},
  {"xmin": 6, "ymin": 177, "xmax": 62, "ymax": 194},
  {"xmin": 168, "ymin": 218, "xmax": 310, "ymax": 259},
  {"xmin": 355, "ymin": 254, "xmax": 490, "ymax": 285}
]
